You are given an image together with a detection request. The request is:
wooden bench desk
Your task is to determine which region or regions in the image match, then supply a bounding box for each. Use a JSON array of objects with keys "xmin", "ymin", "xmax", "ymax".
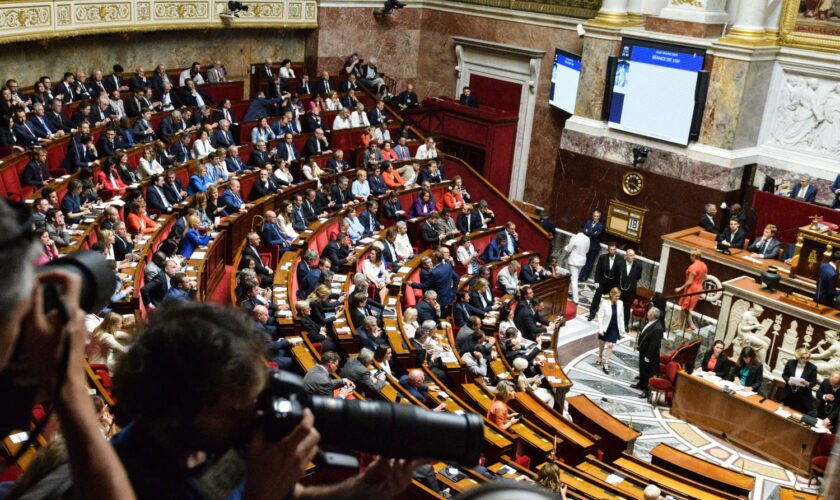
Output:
[{"xmin": 649, "ymin": 443, "xmax": 754, "ymax": 498}]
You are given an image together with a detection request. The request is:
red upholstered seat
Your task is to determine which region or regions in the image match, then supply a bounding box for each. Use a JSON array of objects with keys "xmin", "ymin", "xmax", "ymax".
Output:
[
  {"xmin": 810, "ymin": 433, "xmax": 836, "ymax": 485},
  {"xmin": 648, "ymin": 361, "xmax": 680, "ymax": 405}
]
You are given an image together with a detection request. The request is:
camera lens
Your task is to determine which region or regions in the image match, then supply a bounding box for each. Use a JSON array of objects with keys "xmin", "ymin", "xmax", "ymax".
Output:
[
  {"xmin": 40, "ymin": 250, "xmax": 115, "ymax": 314},
  {"xmin": 311, "ymin": 396, "xmax": 484, "ymax": 465}
]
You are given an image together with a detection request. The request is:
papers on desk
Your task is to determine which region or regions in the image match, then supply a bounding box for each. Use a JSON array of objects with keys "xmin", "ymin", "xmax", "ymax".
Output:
[
  {"xmin": 385, "ymin": 326, "xmax": 398, "ymax": 332},
  {"xmin": 387, "ymin": 297, "xmax": 397, "ymax": 306},
  {"xmin": 335, "ymin": 326, "xmax": 351, "ymax": 334},
  {"xmin": 741, "ymin": 255, "xmax": 763, "ymax": 265},
  {"xmin": 108, "ymin": 198, "xmax": 125, "ymax": 207},
  {"xmin": 735, "ymin": 388, "xmax": 755, "ymax": 397},
  {"xmin": 547, "ymin": 376, "xmax": 564, "ymax": 385},
  {"xmin": 359, "ymin": 237, "xmax": 375, "ymax": 244},
  {"xmin": 84, "ymin": 218, "xmax": 96, "ymax": 224},
  {"xmin": 605, "ymin": 474, "xmax": 624, "ymax": 485},
  {"xmin": 191, "ymin": 252, "xmax": 206, "ymax": 260},
  {"xmin": 333, "ymin": 274, "xmax": 347, "ymax": 282},
  {"xmin": 398, "ymin": 266, "xmax": 412, "ymax": 274},
  {"xmin": 8, "ymin": 431, "xmax": 28, "ymax": 444},
  {"xmin": 278, "ymin": 310, "xmax": 292, "ymax": 318},
  {"xmin": 497, "ymin": 465, "xmax": 515, "ymax": 476},
  {"xmin": 775, "ymin": 408, "xmax": 792, "ymax": 418},
  {"xmin": 287, "ymin": 336, "xmax": 303, "ymax": 343},
  {"xmin": 440, "ymin": 352, "xmax": 458, "ymax": 364}
]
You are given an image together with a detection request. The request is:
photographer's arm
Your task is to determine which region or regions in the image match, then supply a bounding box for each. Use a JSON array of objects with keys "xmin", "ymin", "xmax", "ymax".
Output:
[
  {"xmin": 25, "ymin": 272, "xmax": 136, "ymax": 500},
  {"xmin": 295, "ymin": 457, "xmax": 421, "ymax": 500}
]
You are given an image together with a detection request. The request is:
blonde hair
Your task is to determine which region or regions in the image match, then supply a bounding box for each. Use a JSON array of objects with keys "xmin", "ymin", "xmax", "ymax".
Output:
[
  {"xmin": 193, "ymin": 192, "xmax": 207, "ymax": 210},
  {"xmin": 403, "ymin": 307, "xmax": 417, "ymax": 322},
  {"xmin": 187, "ymin": 214, "xmax": 201, "ymax": 229},
  {"xmin": 97, "ymin": 229, "xmax": 113, "ymax": 244},
  {"xmin": 795, "ymin": 346, "xmax": 810, "ymax": 358},
  {"xmin": 690, "ymin": 249, "xmax": 702, "ymax": 259},
  {"xmin": 92, "ymin": 312, "xmax": 122, "ymax": 340},
  {"xmin": 494, "ymin": 380, "xmax": 515, "ymax": 400},
  {"xmin": 306, "ymin": 284, "xmax": 330, "ymax": 302},
  {"xmin": 609, "ymin": 287, "xmax": 621, "ymax": 299}
]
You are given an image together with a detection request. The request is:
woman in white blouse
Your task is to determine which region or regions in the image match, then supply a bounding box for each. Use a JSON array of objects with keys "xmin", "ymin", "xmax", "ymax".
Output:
[
  {"xmin": 277, "ymin": 201, "xmax": 299, "ymax": 241},
  {"xmin": 136, "ymin": 147, "xmax": 164, "ymax": 180},
  {"xmin": 374, "ymin": 123, "xmax": 392, "ymax": 145},
  {"xmin": 351, "ymin": 169, "xmax": 371, "ymax": 201},
  {"xmin": 350, "ymin": 103, "xmax": 370, "ymax": 128},
  {"xmin": 362, "ymin": 246, "xmax": 391, "ymax": 303},
  {"xmin": 301, "ymin": 160, "xmax": 324, "ymax": 188},
  {"xmin": 192, "ymin": 129, "xmax": 214, "ymax": 158},
  {"xmin": 86, "ymin": 312, "xmax": 131, "ymax": 367},
  {"xmin": 374, "ymin": 345, "xmax": 393, "ymax": 376},
  {"xmin": 97, "ymin": 229, "xmax": 117, "ymax": 261},
  {"xmin": 251, "ymin": 116, "xmax": 276, "ymax": 144},
  {"xmin": 273, "ymin": 159, "xmax": 295, "ymax": 187},
  {"xmin": 279, "ymin": 59, "xmax": 296, "ymax": 79},
  {"xmin": 456, "ymin": 235, "xmax": 480, "ymax": 274},
  {"xmin": 402, "ymin": 307, "xmax": 419, "ymax": 339},
  {"xmin": 325, "ymin": 91, "xmax": 342, "ymax": 112},
  {"xmin": 332, "ymin": 108, "xmax": 352, "ymax": 130}
]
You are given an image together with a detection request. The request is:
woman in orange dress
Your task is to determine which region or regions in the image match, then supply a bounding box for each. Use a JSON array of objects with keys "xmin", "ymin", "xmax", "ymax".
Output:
[
  {"xmin": 674, "ymin": 249, "xmax": 707, "ymax": 332},
  {"xmin": 125, "ymin": 201, "xmax": 159, "ymax": 236},
  {"xmin": 486, "ymin": 381, "xmax": 518, "ymax": 430}
]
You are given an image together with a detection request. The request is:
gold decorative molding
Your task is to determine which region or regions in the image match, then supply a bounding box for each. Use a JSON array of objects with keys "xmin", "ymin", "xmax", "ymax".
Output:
[
  {"xmin": 446, "ymin": 0, "xmax": 601, "ymax": 20},
  {"xmin": 0, "ymin": 0, "xmax": 318, "ymax": 44},
  {"xmin": 779, "ymin": 0, "xmax": 840, "ymax": 54}
]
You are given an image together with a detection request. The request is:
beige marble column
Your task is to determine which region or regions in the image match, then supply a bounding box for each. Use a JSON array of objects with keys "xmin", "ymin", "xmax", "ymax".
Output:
[{"xmin": 573, "ymin": 26, "xmax": 622, "ymax": 120}]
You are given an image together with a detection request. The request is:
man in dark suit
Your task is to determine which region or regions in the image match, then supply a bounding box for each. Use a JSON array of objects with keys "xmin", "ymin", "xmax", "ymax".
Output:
[
  {"xmin": 716, "ymin": 218, "xmax": 746, "ymax": 252},
  {"xmin": 132, "ymin": 109, "xmax": 156, "ymax": 143},
  {"xmin": 21, "ymin": 148, "xmax": 50, "ymax": 188},
  {"xmin": 420, "ymin": 214, "xmax": 442, "ymax": 249},
  {"xmin": 631, "ymin": 308, "xmax": 663, "ymax": 398},
  {"xmin": 145, "ymin": 175, "xmax": 173, "ymax": 213},
  {"xmin": 243, "ymin": 232, "xmax": 274, "ymax": 286},
  {"xmin": 321, "ymin": 233, "xmax": 355, "ymax": 269},
  {"xmin": 382, "ymin": 191, "xmax": 407, "ymax": 221},
  {"xmin": 87, "ymin": 69, "xmax": 109, "ymax": 97},
  {"xmin": 289, "ymin": 195, "xmax": 308, "ymax": 232},
  {"xmin": 459, "ymin": 87, "xmax": 478, "ymax": 107},
  {"xmin": 331, "ymin": 177, "xmax": 354, "ymax": 210},
  {"xmin": 155, "ymin": 82, "xmax": 182, "ymax": 112},
  {"xmin": 456, "ymin": 205, "xmax": 480, "ymax": 234},
  {"xmin": 255, "ymin": 59, "xmax": 275, "ymax": 82},
  {"xmin": 416, "ymin": 291, "xmax": 442, "ymax": 327},
  {"xmin": 125, "ymin": 89, "xmax": 148, "ymax": 118},
  {"xmin": 249, "ymin": 169, "xmax": 276, "ymax": 202},
  {"xmin": 814, "ymin": 370, "xmax": 840, "ymax": 428},
  {"xmin": 748, "ymin": 224, "xmax": 782, "ymax": 260},
  {"xmin": 395, "ymin": 83, "xmax": 419, "ymax": 111},
  {"xmin": 410, "ymin": 251, "xmax": 460, "ymax": 309},
  {"xmin": 325, "ymin": 150, "xmax": 349, "ymax": 174},
  {"xmin": 303, "ymin": 129, "xmax": 331, "ymax": 158},
  {"xmin": 580, "ymin": 210, "xmax": 604, "ymax": 282},
  {"xmin": 520, "ymin": 255, "xmax": 549, "ymax": 285},
  {"xmin": 212, "ymin": 121, "xmax": 236, "ymax": 148},
  {"xmin": 357, "ymin": 200, "xmax": 382, "ymax": 237},
  {"xmin": 586, "ymin": 242, "xmax": 622, "ymax": 321},
  {"xmin": 247, "ymin": 141, "xmax": 273, "ymax": 170},
  {"xmin": 276, "ymin": 133, "xmax": 299, "ymax": 163},
  {"xmin": 369, "ymin": 101, "xmax": 389, "ymax": 126},
  {"xmin": 789, "ymin": 175, "xmax": 817, "ymax": 203},
  {"xmin": 140, "ymin": 260, "xmax": 178, "ymax": 307},
  {"xmin": 298, "ymin": 74, "xmax": 314, "ymax": 96},
  {"xmin": 57, "ymin": 72, "xmax": 77, "ymax": 103},
  {"xmin": 266, "ymin": 75, "xmax": 290, "ymax": 100},
  {"xmin": 514, "ymin": 296, "xmax": 552, "ymax": 342},
  {"xmin": 780, "ymin": 350, "xmax": 818, "ymax": 413},
  {"xmin": 96, "ymin": 128, "xmax": 118, "ymax": 158},
  {"xmin": 129, "ymin": 66, "xmax": 149, "ymax": 92},
  {"xmin": 61, "ymin": 134, "xmax": 98, "ymax": 174},
  {"xmin": 315, "ymin": 70, "xmax": 333, "ymax": 97},
  {"xmin": 162, "ymin": 170, "xmax": 187, "ymax": 205},
  {"xmin": 46, "ymin": 100, "xmax": 76, "ymax": 134},
  {"xmin": 169, "ymin": 134, "xmax": 193, "ymax": 164},
  {"xmin": 242, "ymin": 92, "xmax": 284, "ymax": 122},
  {"xmin": 618, "ymin": 249, "xmax": 643, "ymax": 328},
  {"xmin": 453, "ymin": 290, "xmax": 485, "ymax": 327},
  {"xmin": 104, "ymin": 64, "xmax": 127, "ymax": 93},
  {"xmin": 340, "ymin": 75, "xmax": 361, "ymax": 93},
  {"xmin": 700, "ymin": 203, "xmax": 719, "ymax": 235},
  {"xmin": 305, "ymin": 109, "xmax": 325, "ymax": 133},
  {"xmin": 13, "ymin": 111, "xmax": 41, "ymax": 148},
  {"xmin": 816, "ymin": 252, "xmax": 840, "ymax": 306}
]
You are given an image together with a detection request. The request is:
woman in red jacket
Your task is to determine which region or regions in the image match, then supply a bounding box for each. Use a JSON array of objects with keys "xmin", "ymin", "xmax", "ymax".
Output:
[
  {"xmin": 125, "ymin": 200, "xmax": 159, "ymax": 235},
  {"xmin": 95, "ymin": 158, "xmax": 127, "ymax": 197}
]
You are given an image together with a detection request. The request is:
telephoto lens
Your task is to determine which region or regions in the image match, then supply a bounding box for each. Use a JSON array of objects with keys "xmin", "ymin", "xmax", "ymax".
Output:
[
  {"xmin": 260, "ymin": 370, "xmax": 485, "ymax": 465},
  {"xmin": 39, "ymin": 250, "xmax": 115, "ymax": 314}
]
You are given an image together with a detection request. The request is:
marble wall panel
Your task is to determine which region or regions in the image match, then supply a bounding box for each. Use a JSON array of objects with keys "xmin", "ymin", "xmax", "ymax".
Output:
[
  {"xmin": 700, "ymin": 56, "xmax": 750, "ymax": 149},
  {"xmin": 574, "ymin": 35, "xmax": 619, "ymax": 121},
  {"xmin": 0, "ymin": 28, "xmax": 306, "ymax": 84}
]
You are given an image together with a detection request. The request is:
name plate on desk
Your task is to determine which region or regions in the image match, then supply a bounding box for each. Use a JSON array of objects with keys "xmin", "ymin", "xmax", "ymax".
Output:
[{"xmin": 605, "ymin": 200, "xmax": 647, "ymax": 243}]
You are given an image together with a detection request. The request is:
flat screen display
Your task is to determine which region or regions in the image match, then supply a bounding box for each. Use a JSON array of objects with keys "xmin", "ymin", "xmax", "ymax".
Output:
[
  {"xmin": 607, "ymin": 39, "xmax": 706, "ymax": 145},
  {"xmin": 549, "ymin": 49, "xmax": 581, "ymax": 114}
]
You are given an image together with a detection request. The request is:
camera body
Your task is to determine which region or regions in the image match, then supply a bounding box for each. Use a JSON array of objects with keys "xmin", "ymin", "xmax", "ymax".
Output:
[{"xmin": 258, "ymin": 370, "xmax": 484, "ymax": 465}]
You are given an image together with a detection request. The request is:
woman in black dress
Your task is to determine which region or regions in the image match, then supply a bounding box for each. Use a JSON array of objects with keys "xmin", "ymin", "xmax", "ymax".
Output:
[{"xmin": 596, "ymin": 287, "xmax": 625, "ymax": 374}]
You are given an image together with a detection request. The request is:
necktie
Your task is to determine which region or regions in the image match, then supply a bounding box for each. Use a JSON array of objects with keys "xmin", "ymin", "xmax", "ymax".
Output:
[
  {"xmin": 225, "ymin": 110, "xmax": 230, "ymax": 122},
  {"xmin": 40, "ymin": 117, "xmax": 51, "ymax": 135},
  {"xmin": 287, "ymin": 143, "xmax": 294, "ymax": 158},
  {"xmin": 24, "ymin": 123, "xmax": 34, "ymax": 137},
  {"xmin": 325, "ymin": 81, "xmax": 330, "ymax": 92},
  {"xmin": 466, "ymin": 215, "xmax": 470, "ymax": 233},
  {"xmin": 761, "ymin": 240, "xmax": 767, "ymax": 254},
  {"xmin": 98, "ymin": 81, "xmax": 105, "ymax": 92},
  {"xmin": 369, "ymin": 215, "xmax": 374, "ymax": 232},
  {"xmin": 158, "ymin": 187, "xmax": 171, "ymax": 208}
]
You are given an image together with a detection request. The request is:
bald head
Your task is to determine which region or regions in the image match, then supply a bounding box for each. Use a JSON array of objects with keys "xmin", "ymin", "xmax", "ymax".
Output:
[{"xmin": 407, "ymin": 369, "xmax": 424, "ymax": 387}]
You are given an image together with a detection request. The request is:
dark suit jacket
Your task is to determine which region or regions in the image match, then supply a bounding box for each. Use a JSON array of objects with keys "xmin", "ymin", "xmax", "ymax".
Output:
[
  {"xmin": 243, "ymin": 245, "xmax": 272, "ymax": 277},
  {"xmin": 140, "ymin": 271, "xmax": 169, "ymax": 306},
  {"xmin": 248, "ymin": 180, "xmax": 275, "ymax": 202},
  {"xmin": 325, "ymin": 158, "xmax": 349, "ymax": 174},
  {"xmin": 636, "ymin": 321, "xmax": 663, "ymax": 372},
  {"xmin": 322, "ymin": 240, "xmax": 352, "ymax": 269},
  {"xmin": 420, "ymin": 222, "xmax": 440, "ymax": 248},
  {"xmin": 520, "ymin": 264, "xmax": 544, "ymax": 285},
  {"xmin": 96, "ymin": 136, "xmax": 118, "ymax": 158},
  {"xmin": 513, "ymin": 305, "xmax": 547, "ymax": 341},
  {"xmin": 717, "ymin": 228, "xmax": 746, "ymax": 249},
  {"xmin": 781, "ymin": 359, "xmax": 818, "ymax": 396},
  {"xmin": 700, "ymin": 351, "xmax": 730, "ymax": 378},
  {"xmin": 146, "ymin": 185, "xmax": 171, "ymax": 212},
  {"xmin": 21, "ymin": 160, "xmax": 50, "ymax": 187},
  {"xmin": 618, "ymin": 259, "xmax": 643, "ymax": 297},
  {"xmin": 256, "ymin": 65, "xmax": 275, "ymax": 82},
  {"xmin": 315, "ymin": 80, "xmax": 333, "ymax": 97},
  {"xmin": 456, "ymin": 212, "xmax": 480, "ymax": 234},
  {"xmin": 383, "ymin": 199, "xmax": 406, "ymax": 221},
  {"xmin": 815, "ymin": 379, "xmax": 840, "ymax": 425},
  {"xmin": 416, "ymin": 300, "xmax": 441, "ymax": 327},
  {"xmin": 155, "ymin": 90, "xmax": 183, "ymax": 110},
  {"xmin": 357, "ymin": 210, "xmax": 382, "ymax": 236},
  {"xmin": 303, "ymin": 135, "xmax": 328, "ymax": 157},
  {"xmin": 453, "ymin": 300, "xmax": 485, "ymax": 327},
  {"xmin": 162, "ymin": 180, "xmax": 186, "ymax": 204},
  {"xmin": 46, "ymin": 111, "xmax": 74, "ymax": 133},
  {"xmin": 459, "ymin": 94, "xmax": 478, "ymax": 107},
  {"xmin": 247, "ymin": 149, "xmax": 270, "ymax": 170},
  {"xmin": 113, "ymin": 234, "xmax": 133, "ymax": 261},
  {"xmin": 728, "ymin": 363, "xmax": 763, "ymax": 393},
  {"xmin": 13, "ymin": 121, "xmax": 40, "ymax": 147},
  {"xmin": 595, "ymin": 253, "xmax": 623, "ymax": 287},
  {"xmin": 212, "ymin": 129, "xmax": 236, "ymax": 148},
  {"xmin": 789, "ymin": 184, "xmax": 817, "ymax": 203}
]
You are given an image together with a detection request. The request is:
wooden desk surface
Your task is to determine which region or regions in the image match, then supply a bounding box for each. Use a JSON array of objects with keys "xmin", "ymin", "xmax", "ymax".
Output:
[
  {"xmin": 462, "ymin": 383, "xmax": 554, "ymax": 452},
  {"xmin": 650, "ymin": 443, "xmax": 755, "ymax": 496},
  {"xmin": 611, "ymin": 455, "xmax": 737, "ymax": 500},
  {"xmin": 672, "ymin": 370, "xmax": 821, "ymax": 476},
  {"xmin": 566, "ymin": 394, "xmax": 640, "ymax": 443},
  {"xmin": 725, "ymin": 276, "xmax": 840, "ymax": 328}
]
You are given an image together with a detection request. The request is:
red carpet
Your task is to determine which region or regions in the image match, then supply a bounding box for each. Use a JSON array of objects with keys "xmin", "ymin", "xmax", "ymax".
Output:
[{"xmin": 207, "ymin": 265, "xmax": 233, "ymax": 305}]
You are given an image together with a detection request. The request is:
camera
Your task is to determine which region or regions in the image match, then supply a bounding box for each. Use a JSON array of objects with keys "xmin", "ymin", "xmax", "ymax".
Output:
[
  {"xmin": 0, "ymin": 250, "xmax": 115, "ymax": 437},
  {"xmin": 373, "ymin": 0, "xmax": 407, "ymax": 16},
  {"xmin": 258, "ymin": 370, "xmax": 484, "ymax": 465},
  {"xmin": 632, "ymin": 146, "xmax": 649, "ymax": 168}
]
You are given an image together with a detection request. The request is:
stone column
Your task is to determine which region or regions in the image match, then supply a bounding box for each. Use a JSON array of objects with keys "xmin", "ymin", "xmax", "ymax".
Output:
[
  {"xmin": 765, "ymin": 0, "xmax": 783, "ymax": 38},
  {"xmin": 726, "ymin": 0, "xmax": 768, "ymax": 42},
  {"xmin": 657, "ymin": 0, "xmax": 729, "ymax": 25},
  {"xmin": 627, "ymin": 0, "xmax": 645, "ymax": 25},
  {"xmin": 591, "ymin": 0, "xmax": 630, "ymax": 25}
]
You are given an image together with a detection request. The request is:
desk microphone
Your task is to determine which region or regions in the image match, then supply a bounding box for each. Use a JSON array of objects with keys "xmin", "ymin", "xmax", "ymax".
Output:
[{"xmin": 758, "ymin": 396, "xmax": 767, "ymax": 403}]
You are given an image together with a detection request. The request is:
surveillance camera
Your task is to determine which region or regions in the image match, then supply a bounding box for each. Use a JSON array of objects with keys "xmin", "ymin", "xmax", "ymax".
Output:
[
  {"xmin": 576, "ymin": 24, "xmax": 586, "ymax": 37},
  {"xmin": 632, "ymin": 146, "xmax": 649, "ymax": 167}
]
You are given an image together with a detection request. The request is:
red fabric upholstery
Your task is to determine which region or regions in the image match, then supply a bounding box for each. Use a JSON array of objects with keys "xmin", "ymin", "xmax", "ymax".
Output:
[
  {"xmin": 812, "ymin": 456, "xmax": 829, "ymax": 469},
  {"xmin": 514, "ymin": 454, "xmax": 531, "ymax": 470}
]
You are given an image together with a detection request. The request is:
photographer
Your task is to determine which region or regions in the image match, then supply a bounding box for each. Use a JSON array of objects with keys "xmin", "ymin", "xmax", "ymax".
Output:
[
  {"xmin": 112, "ymin": 301, "xmax": 418, "ymax": 499},
  {"xmin": 0, "ymin": 198, "xmax": 135, "ymax": 499}
]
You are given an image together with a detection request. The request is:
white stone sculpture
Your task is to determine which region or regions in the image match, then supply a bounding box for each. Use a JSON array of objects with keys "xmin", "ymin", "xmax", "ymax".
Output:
[{"xmin": 811, "ymin": 330, "xmax": 840, "ymax": 381}]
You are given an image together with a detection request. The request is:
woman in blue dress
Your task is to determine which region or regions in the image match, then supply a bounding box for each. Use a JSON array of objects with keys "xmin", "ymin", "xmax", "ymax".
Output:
[{"xmin": 595, "ymin": 287, "xmax": 625, "ymax": 374}]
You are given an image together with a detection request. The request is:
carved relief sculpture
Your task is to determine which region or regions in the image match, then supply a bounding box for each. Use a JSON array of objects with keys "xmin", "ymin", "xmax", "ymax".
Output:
[
  {"xmin": 811, "ymin": 329, "xmax": 840, "ymax": 380},
  {"xmin": 768, "ymin": 75, "xmax": 840, "ymax": 158},
  {"xmin": 734, "ymin": 303, "xmax": 774, "ymax": 370}
]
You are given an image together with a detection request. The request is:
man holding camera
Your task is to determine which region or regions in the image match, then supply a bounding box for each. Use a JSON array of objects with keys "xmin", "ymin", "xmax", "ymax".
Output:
[
  {"xmin": 111, "ymin": 301, "xmax": 418, "ymax": 499},
  {"xmin": 0, "ymin": 198, "xmax": 136, "ymax": 499}
]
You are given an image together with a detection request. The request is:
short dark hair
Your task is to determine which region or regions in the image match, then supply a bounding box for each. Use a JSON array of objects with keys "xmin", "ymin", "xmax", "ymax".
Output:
[{"xmin": 320, "ymin": 351, "xmax": 340, "ymax": 365}]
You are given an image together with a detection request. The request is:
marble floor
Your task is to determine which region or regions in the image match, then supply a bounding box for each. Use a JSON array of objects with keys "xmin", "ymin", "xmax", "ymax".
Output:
[{"xmin": 557, "ymin": 310, "xmax": 823, "ymax": 499}]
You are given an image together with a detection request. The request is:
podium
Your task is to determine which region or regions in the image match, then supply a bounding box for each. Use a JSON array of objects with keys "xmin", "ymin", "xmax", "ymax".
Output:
[
  {"xmin": 531, "ymin": 275, "xmax": 570, "ymax": 320},
  {"xmin": 790, "ymin": 223, "xmax": 840, "ymax": 282}
]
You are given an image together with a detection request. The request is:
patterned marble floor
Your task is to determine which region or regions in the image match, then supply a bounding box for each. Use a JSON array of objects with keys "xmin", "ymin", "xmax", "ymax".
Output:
[{"xmin": 557, "ymin": 316, "xmax": 823, "ymax": 499}]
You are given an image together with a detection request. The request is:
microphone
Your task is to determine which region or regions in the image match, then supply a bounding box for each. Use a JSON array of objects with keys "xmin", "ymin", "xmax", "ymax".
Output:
[{"xmin": 758, "ymin": 396, "xmax": 767, "ymax": 403}]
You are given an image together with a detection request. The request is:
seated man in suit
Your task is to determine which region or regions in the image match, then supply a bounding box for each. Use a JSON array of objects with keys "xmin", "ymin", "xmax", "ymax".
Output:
[
  {"xmin": 96, "ymin": 128, "xmax": 119, "ymax": 158},
  {"xmin": 456, "ymin": 204, "xmax": 480, "ymax": 234},
  {"xmin": 303, "ymin": 128, "xmax": 331, "ymax": 158},
  {"xmin": 420, "ymin": 213, "xmax": 443, "ymax": 249},
  {"xmin": 416, "ymin": 290, "xmax": 442, "ymax": 327},
  {"xmin": 399, "ymin": 369, "xmax": 442, "ymax": 409},
  {"xmin": 242, "ymin": 231, "xmax": 274, "ymax": 287},
  {"xmin": 248, "ymin": 168, "xmax": 276, "ymax": 202},
  {"xmin": 340, "ymin": 348, "xmax": 386, "ymax": 394},
  {"xmin": 261, "ymin": 210, "xmax": 291, "ymax": 253},
  {"xmin": 13, "ymin": 110, "xmax": 42, "ymax": 148},
  {"xmin": 146, "ymin": 174, "xmax": 174, "ymax": 213},
  {"xmin": 357, "ymin": 199, "xmax": 382, "ymax": 237},
  {"xmin": 247, "ymin": 141, "xmax": 274, "ymax": 170},
  {"xmin": 520, "ymin": 255, "xmax": 549, "ymax": 284},
  {"xmin": 61, "ymin": 133, "xmax": 98, "ymax": 174},
  {"xmin": 132, "ymin": 108, "xmax": 156, "ymax": 144},
  {"xmin": 331, "ymin": 176, "xmax": 356, "ymax": 210},
  {"xmin": 814, "ymin": 370, "xmax": 840, "ymax": 428},
  {"xmin": 220, "ymin": 179, "xmax": 247, "ymax": 215},
  {"xmin": 699, "ymin": 203, "xmax": 719, "ymax": 235},
  {"xmin": 225, "ymin": 145, "xmax": 249, "ymax": 174},
  {"xmin": 29, "ymin": 103, "xmax": 64, "ymax": 141},
  {"xmin": 275, "ymin": 132, "xmax": 300, "ymax": 163},
  {"xmin": 21, "ymin": 148, "xmax": 50, "ymax": 188},
  {"xmin": 459, "ymin": 86, "xmax": 478, "ymax": 107},
  {"xmin": 46, "ymin": 100, "xmax": 77, "ymax": 134},
  {"xmin": 322, "ymin": 232, "xmax": 356, "ymax": 269},
  {"xmin": 140, "ymin": 260, "xmax": 179, "ymax": 307},
  {"xmin": 302, "ymin": 351, "xmax": 355, "ymax": 397},
  {"xmin": 212, "ymin": 120, "xmax": 236, "ymax": 148},
  {"xmin": 453, "ymin": 290, "xmax": 486, "ymax": 328},
  {"xmin": 789, "ymin": 174, "xmax": 817, "ymax": 203},
  {"xmin": 748, "ymin": 224, "xmax": 782, "ymax": 260},
  {"xmin": 325, "ymin": 149, "xmax": 349, "ymax": 173},
  {"xmin": 162, "ymin": 169, "xmax": 187, "ymax": 204},
  {"xmin": 716, "ymin": 218, "xmax": 746, "ymax": 253},
  {"xmin": 358, "ymin": 315, "xmax": 389, "ymax": 352},
  {"xmin": 301, "ymin": 259, "xmax": 332, "ymax": 300},
  {"xmin": 252, "ymin": 306, "xmax": 295, "ymax": 370}
]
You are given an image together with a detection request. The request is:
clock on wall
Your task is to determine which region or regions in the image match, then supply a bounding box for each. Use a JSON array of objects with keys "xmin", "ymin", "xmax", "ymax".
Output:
[{"xmin": 622, "ymin": 171, "xmax": 645, "ymax": 197}]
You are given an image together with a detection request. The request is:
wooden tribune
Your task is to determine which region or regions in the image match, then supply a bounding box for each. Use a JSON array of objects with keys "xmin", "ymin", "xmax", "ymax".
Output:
[{"xmin": 670, "ymin": 371, "xmax": 821, "ymax": 477}]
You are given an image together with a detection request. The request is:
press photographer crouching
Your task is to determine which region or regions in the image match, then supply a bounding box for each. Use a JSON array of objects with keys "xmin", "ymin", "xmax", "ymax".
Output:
[
  {"xmin": 0, "ymin": 198, "xmax": 135, "ymax": 499},
  {"xmin": 111, "ymin": 301, "xmax": 484, "ymax": 499}
]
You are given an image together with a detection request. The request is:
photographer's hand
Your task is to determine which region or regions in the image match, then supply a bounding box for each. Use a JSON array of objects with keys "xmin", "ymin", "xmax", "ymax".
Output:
[
  {"xmin": 246, "ymin": 408, "xmax": 320, "ymax": 500},
  {"xmin": 22, "ymin": 270, "xmax": 137, "ymax": 500}
]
